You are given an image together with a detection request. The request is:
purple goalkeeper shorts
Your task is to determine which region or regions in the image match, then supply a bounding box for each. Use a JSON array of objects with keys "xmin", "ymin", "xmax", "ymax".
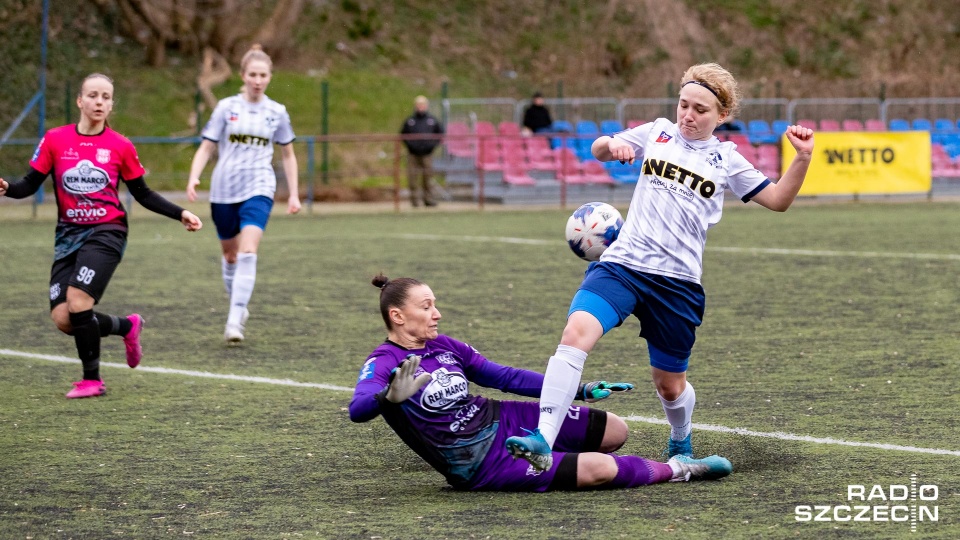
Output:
[{"xmin": 462, "ymin": 400, "xmax": 607, "ymax": 492}]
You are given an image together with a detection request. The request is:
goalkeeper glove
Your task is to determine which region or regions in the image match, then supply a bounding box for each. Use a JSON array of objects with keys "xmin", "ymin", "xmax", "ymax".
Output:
[
  {"xmin": 385, "ymin": 354, "xmax": 433, "ymax": 403},
  {"xmin": 578, "ymin": 380, "xmax": 634, "ymax": 403}
]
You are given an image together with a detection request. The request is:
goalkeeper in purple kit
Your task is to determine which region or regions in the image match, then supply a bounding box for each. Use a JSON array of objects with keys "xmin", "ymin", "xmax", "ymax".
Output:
[{"xmin": 348, "ymin": 274, "xmax": 732, "ymax": 491}]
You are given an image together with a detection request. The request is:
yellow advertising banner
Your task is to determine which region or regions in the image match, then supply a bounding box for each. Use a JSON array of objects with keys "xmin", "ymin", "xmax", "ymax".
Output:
[{"xmin": 781, "ymin": 131, "xmax": 931, "ymax": 195}]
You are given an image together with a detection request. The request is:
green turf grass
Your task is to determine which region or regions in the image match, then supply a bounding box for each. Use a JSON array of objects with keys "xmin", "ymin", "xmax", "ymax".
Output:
[{"xmin": 1, "ymin": 200, "xmax": 957, "ymax": 538}]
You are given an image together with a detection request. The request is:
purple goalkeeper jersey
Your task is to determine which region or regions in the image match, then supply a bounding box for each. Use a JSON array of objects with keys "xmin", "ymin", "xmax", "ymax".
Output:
[{"xmin": 349, "ymin": 335, "xmax": 544, "ymax": 486}]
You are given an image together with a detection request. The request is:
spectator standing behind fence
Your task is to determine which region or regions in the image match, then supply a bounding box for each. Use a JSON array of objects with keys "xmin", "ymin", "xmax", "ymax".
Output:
[
  {"xmin": 400, "ymin": 96, "xmax": 444, "ymax": 207},
  {"xmin": 0, "ymin": 73, "xmax": 203, "ymax": 399},
  {"xmin": 522, "ymin": 91, "xmax": 554, "ymax": 135},
  {"xmin": 186, "ymin": 44, "xmax": 301, "ymax": 345}
]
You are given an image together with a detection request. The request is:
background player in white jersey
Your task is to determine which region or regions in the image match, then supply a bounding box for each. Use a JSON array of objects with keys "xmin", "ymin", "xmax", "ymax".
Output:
[
  {"xmin": 186, "ymin": 45, "xmax": 301, "ymax": 344},
  {"xmin": 506, "ymin": 63, "xmax": 815, "ymax": 471},
  {"xmin": 0, "ymin": 73, "xmax": 203, "ymax": 399}
]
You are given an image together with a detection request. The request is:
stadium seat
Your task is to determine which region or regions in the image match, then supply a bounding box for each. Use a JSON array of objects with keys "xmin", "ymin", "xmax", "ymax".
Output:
[
  {"xmin": 864, "ymin": 119, "xmax": 886, "ymax": 131},
  {"xmin": 747, "ymin": 120, "xmax": 778, "ymax": 144},
  {"xmin": 498, "ymin": 121, "xmax": 521, "ymax": 137},
  {"xmin": 475, "ymin": 139, "xmax": 503, "ymax": 171},
  {"xmin": 911, "ymin": 118, "xmax": 932, "ymax": 131},
  {"xmin": 600, "ymin": 120, "xmax": 624, "ymax": 135},
  {"xmin": 603, "ymin": 160, "xmax": 641, "ymax": 183},
  {"xmin": 582, "ymin": 159, "xmax": 615, "ymax": 184},
  {"xmin": 626, "ymin": 119, "xmax": 648, "ymax": 128},
  {"xmin": 841, "ymin": 119, "xmax": 864, "ymax": 131},
  {"xmin": 933, "ymin": 118, "xmax": 958, "ymax": 144},
  {"xmin": 797, "ymin": 119, "xmax": 817, "ymax": 130},
  {"xmin": 728, "ymin": 119, "xmax": 747, "ymax": 133},
  {"xmin": 756, "ymin": 144, "xmax": 780, "ymax": 169},
  {"xmin": 771, "ymin": 119, "xmax": 791, "ymax": 137},
  {"xmin": 502, "ymin": 161, "xmax": 536, "ymax": 186},
  {"xmin": 888, "ymin": 119, "xmax": 910, "ymax": 131},
  {"xmin": 819, "ymin": 119, "xmax": 840, "ymax": 132},
  {"xmin": 576, "ymin": 121, "xmax": 599, "ymax": 135},
  {"xmin": 474, "ymin": 121, "xmax": 496, "ymax": 136},
  {"xmin": 445, "ymin": 121, "xmax": 475, "ymax": 158},
  {"xmin": 727, "ymin": 134, "xmax": 751, "ymax": 149},
  {"xmin": 556, "ymin": 148, "xmax": 588, "ymax": 184},
  {"xmin": 550, "ymin": 120, "xmax": 574, "ymax": 149}
]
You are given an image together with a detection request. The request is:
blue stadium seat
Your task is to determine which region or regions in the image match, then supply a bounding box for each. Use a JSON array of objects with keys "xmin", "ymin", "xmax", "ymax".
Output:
[
  {"xmin": 911, "ymin": 118, "xmax": 932, "ymax": 131},
  {"xmin": 728, "ymin": 119, "xmax": 747, "ymax": 133},
  {"xmin": 550, "ymin": 120, "xmax": 574, "ymax": 149},
  {"xmin": 576, "ymin": 121, "xmax": 599, "ymax": 135},
  {"xmin": 747, "ymin": 120, "xmax": 778, "ymax": 144},
  {"xmin": 932, "ymin": 119, "xmax": 956, "ymax": 145},
  {"xmin": 771, "ymin": 119, "xmax": 791, "ymax": 137},
  {"xmin": 603, "ymin": 160, "xmax": 642, "ymax": 183},
  {"xmin": 600, "ymin": 120, "xmax": 624, "ymax": 135},
  {"xmin": 888, "ymin": 119, "xmax": 910, "ymax": 131}
]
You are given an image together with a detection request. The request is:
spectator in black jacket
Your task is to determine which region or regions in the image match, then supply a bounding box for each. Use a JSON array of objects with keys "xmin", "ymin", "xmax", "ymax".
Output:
[
  {"xmin": 522, "ymin": 92, "xmax": 554, "ymax": 135},
  {"xmin": 400, "ymin": 96, "xmax": 444, "ymax": 207}
]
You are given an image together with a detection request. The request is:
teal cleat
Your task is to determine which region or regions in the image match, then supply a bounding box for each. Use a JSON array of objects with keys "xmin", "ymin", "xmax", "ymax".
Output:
[
  {"xmin": 666, "ymin": 433, "xmax": 693, "ymax": 458},
  {"xmin": 668, "ymin": 454, "xmax": 733, "ymax": 481},
  {"xmin": 505, "ymin": 427, "xmax": 554, "ymax": 472}
]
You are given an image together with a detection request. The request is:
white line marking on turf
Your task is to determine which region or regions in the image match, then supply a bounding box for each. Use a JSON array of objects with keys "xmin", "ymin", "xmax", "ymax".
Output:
[
  {"xmin": 390, "ymin": 233, "xmax": 960, "ymax": 261},
  {"xmin": 0, "ymin": 349, "xmax": 353, "ymax": 392},
  {"xmin": 3, "ymin": 347, "xmax": 958, "ymax": 458},
  {"xmin": 622, "ymin": 415, "xmax": 960, "ymax": 457}
]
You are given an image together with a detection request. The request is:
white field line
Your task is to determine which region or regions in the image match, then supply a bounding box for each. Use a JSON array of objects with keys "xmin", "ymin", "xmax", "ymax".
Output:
[
  {"xmin": 3, "ymin": 347, "xmax": 958, "ymax": 458},
  {"xmin": 5, "ymin": 231, "xmax": 960, "ymax": 261},
  {"xmin": 391, "ymin": 233, "xmax": 960, "ymax": 261}
]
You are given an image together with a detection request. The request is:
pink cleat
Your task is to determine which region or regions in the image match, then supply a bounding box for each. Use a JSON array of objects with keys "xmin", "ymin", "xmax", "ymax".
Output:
[
  {"xmin": 124, "ymin": 314, "xmax": 143, "ymax": 368},
  {"xmin": 66, "ymin": 379, "xmax": 106, "ymax": 399}
]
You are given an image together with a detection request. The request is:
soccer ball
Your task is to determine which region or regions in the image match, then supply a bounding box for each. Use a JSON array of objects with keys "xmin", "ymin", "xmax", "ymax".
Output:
[{"xmin": 565, "ymin": 202, "xmax": 623, "ymax": 261}]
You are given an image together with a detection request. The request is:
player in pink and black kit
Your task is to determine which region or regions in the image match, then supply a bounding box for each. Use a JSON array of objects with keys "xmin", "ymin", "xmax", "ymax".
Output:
[
  {"xmin": 0, "ymin": 73, "xmax": 203, "ymax": 399},
  {"xmin": 349, "ymin": 274, "xmax": 731, "ymax": 491}
]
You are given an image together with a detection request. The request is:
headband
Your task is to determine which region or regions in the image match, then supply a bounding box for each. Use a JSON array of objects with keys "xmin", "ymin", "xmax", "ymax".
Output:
[{"xmin": 682, "ymin": 80, "xmax": 720, "ymax": 100}]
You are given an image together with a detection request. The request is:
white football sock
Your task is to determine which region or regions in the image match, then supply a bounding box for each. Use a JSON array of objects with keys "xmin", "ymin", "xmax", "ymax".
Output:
[
  {"xmin": 227, "ymin": 253, "xmax": 257, "ymax": 327},
  {"xmin": 537, "ymin": 344, "xmax": 587, "ymax": 448},
  {"xmin": 222, "ymin": 257, "xmax": 237, "ymax": 295},
  {"xmin": 659, "ymin": 382, "xmax": 695, "ymax": 441}
]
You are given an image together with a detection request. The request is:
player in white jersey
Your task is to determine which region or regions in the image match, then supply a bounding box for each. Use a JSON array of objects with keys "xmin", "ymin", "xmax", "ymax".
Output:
[
  {"xmin": 506, "ymin": 63, "xmax": 815, "ymax": 472},
  {"xmin": 186, "ymin": 45, "xmax": 301, "ymax": 344}
]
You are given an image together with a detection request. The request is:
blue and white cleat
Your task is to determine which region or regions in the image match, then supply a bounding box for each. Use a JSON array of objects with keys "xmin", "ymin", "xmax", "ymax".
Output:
[
  {"xmin": 668, "ymin": 454, "xmax": 733, "ymax": 482},
  {"xmin": 505, "ymin": 428, "xmax": 554, "ymax": 472},
  {"xmin": 666, "ymin": 433, "xmax": 693, "ymax": 458}
]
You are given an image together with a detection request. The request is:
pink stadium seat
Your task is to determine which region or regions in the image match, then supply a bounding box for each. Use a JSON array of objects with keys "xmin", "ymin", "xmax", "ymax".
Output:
[
  {"xmin": 445, "ymin": 122, "xmax": 475, "ymax": 157},
  {"xmin": 737, "ymin": 145, "xmax": 759, "ymax": 165},
  {"xmin": 841, "ymin": 119, "xmax": 864, "ymax": 131},
  {"xmin": 502, "ymin": 161, "xmax": 536, "ymax": 186},
  {"xmin": 757, "ymin": 145, "xmax": 780, "ymax": 169},
  {"xmin": 727, "ymin": 134, "xmax": 751, "ymax": 148},
  {"xmin": 498, "ymin": 122, "xmax": 521, "ymax": 137},
  {"xmin": 626, "ymin": 119, "xmax": 648, "ymax": 128},
  {"xmin": 865, "ymin": 119, "xmax": 886, "ymax": 131},
  {"xmin": 475, "ymin": 139, "xmax": 503, "ymax": 171},
  {"xmin": 797, "ymin": 119, "xmax": 817, "ymax": 130},
  {"xmin": 819, "ymin": 119, "xmax": 841, "ymax": 132},
  {"xmin": 474, "ymin": 121, "xmax": 496, "ymax": 136},
  {"xmin": 556, "ymin": 148, "xmax": 588, "ymax": 184},
  {"xmin": 582, "ymin": 160, "xmax": 615, "ymax": 184}
]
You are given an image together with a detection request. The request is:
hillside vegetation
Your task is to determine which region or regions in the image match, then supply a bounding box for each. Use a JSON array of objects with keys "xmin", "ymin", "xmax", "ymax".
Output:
[{"xmin": 3, "ymin": 0, "xmax": 960, "ymax": 141}]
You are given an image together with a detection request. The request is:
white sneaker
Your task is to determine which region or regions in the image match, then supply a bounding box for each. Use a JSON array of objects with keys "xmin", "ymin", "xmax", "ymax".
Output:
[{"xmin": 224, "ymin": 324, "xmax": 244, "ymax": 344}]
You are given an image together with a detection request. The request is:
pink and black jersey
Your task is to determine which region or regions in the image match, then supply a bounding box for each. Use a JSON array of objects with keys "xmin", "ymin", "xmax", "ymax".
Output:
[{"xmin": 30, "ymin": 125, "xmax": 145, "ymax": 229}]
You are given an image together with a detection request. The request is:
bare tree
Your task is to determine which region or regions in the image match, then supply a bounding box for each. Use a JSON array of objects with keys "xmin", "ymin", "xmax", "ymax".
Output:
[{"xmin": 87, "ymin": 0, "xmax": 305, "ymax": 67}]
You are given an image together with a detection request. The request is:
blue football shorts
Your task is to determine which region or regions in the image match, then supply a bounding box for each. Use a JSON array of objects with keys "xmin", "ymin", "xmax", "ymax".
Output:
[
  {"xmin": 567, "ymin": 261, "xmax": 706, "ymax": 373},
  {"xmin": 210, "ymin": 195, "xmax": 274, "ymax": 240}
]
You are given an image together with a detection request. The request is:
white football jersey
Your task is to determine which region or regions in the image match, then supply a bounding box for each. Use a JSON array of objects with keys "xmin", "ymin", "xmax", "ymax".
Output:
[
  {"xmin": 599, "ymin": 118, "xmax": 769, "ymax": 283},
  {"xmin": 201, "ymin": 94, "xmax": 296, "ymax": 204}
]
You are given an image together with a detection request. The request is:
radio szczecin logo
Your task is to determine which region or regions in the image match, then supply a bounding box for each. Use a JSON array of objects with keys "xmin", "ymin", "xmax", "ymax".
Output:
[{"xmin": 795, "ymin": 474, "xmax": 938, "ymax": 532}]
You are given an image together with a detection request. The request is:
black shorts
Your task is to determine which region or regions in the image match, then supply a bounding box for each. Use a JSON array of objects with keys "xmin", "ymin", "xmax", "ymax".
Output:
[{"xmin": 49, "ymin": 228, "xmax": 127, "ymax": 309}]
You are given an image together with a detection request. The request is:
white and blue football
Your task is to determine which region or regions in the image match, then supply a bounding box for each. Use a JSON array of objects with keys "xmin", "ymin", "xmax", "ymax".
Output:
[{"xmin": 565, "ymin": 202, "xmax": 623, "ymax": 261}]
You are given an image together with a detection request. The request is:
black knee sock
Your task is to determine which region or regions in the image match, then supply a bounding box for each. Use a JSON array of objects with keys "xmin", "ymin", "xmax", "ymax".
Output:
[
  {"xmin": 94, "ymin": 312, "xmax": 132, "ymax": 337},
  {"xmin": 70, "ymin": 310, "xmax": 101, "ymax": 381}
]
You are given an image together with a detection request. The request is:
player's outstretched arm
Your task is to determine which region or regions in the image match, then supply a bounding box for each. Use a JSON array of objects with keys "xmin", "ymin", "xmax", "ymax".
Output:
[
  {"xmin": 186, "ymin": 140, "xmax": 216, "ymax": 202},
  {"xmin": 591, "ymin": 135, "xmax": 636, "ymax": 164},
  {"xmin": 280, "ymin": 143, "xmax": 301, "ymax": 214},
  {"xmin": 752, "ymin": 125, "xmax": 814, "ymax": 212}
]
